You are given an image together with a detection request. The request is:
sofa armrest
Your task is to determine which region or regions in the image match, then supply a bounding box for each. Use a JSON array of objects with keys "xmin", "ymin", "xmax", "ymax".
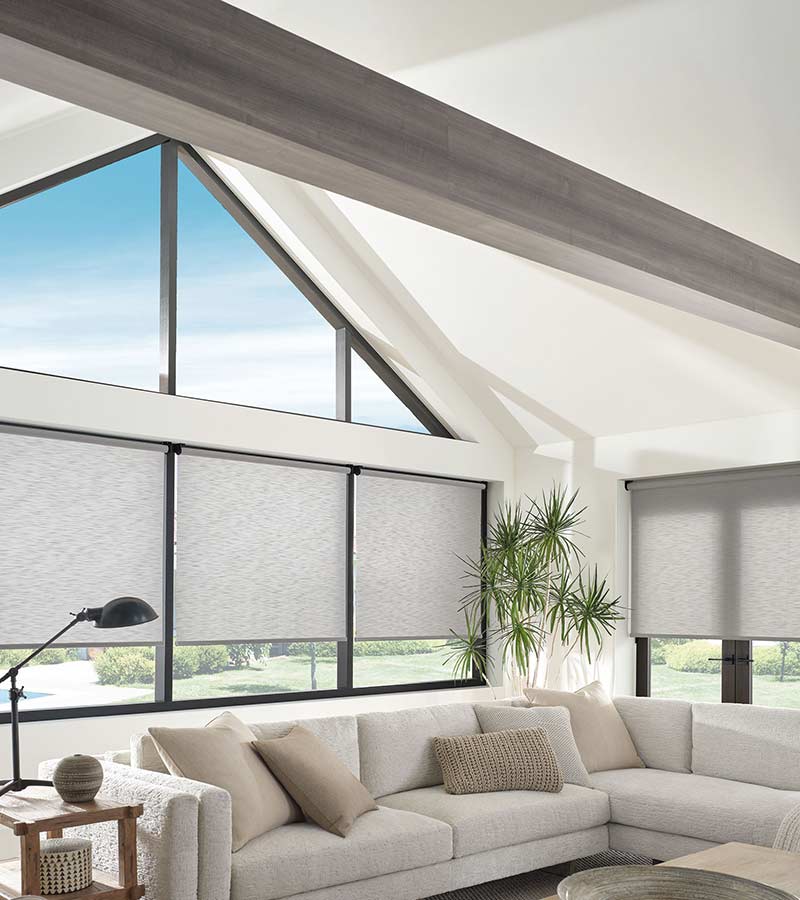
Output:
[
  {"xmin": 774, "ymin": 803, "xmax": 800, "ymax": 853},
  {"xmin": 126, "ymin": 767, "xmax": 233, "ymax": 900},
  {"xmin": 40, "ymin": 759, "xmax": 199, "ymax": 900}
]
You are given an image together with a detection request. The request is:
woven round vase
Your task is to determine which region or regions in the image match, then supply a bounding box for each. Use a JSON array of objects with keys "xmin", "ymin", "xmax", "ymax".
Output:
[
  {"xmin": 40, "ymin": 837, "xmax": 93, "ymax": 895},
  {"xmin": 53, "ymin": 754, "xmax": 103, "ymax": 802}
]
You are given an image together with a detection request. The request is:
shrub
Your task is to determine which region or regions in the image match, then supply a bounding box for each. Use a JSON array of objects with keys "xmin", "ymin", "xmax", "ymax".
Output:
[
  {"xmin": 664, "ymin": 641, "xmax": 721, "ymax": 674},
  {"xmin": 95, "ymin": 647, "xmax": 155, "ymax": 685},
  {"xmin": 227, "ymin": 643, "xmax": 270, "ymax": 669},
  {"xmin": 0, "ymin": 648, "xmax": 68, "ymax": 668},
  {"xmin": 195, "ymin": 645, "xmax": 228, "ymax": 674},
  {"xmin": 173, "ymin": 646, "xmax": 200, "ymax": 679},
  {"xmin": 285, "ymin": 640, "xmax": 439, "ymax": 658},
  {"xmin": 285, "ymin": 642, "xmax": 337, "ymax": 658},
  {"xmin": 752, "ymin": 643, "xmax": 800, "ymax": 678},
  {"xmin": 354, "ymin": 640, "xmax": 439, "ymax": 657},
  {"xmin": 650, "ymin": 639, "xmax": 690, "ymax": 666}
]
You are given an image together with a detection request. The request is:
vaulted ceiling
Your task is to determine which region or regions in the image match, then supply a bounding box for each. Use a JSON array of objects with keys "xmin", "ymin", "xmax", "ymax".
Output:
[{"xmin": 1, "ymin": 0, "xmax": 799, "ymax": 448}]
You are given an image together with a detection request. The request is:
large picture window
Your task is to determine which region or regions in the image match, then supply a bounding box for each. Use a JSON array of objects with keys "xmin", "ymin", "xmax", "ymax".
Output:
[
  {"xmin": 631, "ymin": 465, "xmax": 800, "ymax": 708},
  {"xmin": 0, "ymin": 136, "xmax": 451, "ymax": 438},
  {"xmin": 0, "ymin": 425, "xmax": 485, "ymax": 721}
]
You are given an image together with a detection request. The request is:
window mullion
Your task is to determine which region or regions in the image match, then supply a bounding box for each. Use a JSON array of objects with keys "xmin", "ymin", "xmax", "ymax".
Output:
[
  {"xmin": 155, "ymin": 445, "xmax": 177, "ymax": 703},
  {"xmin": 335, "ymin": 328, "xmax": 352, "ymax": 422},
  {"xmin": 159, "ymin": 141, "xmax": 178, "ymax": 396},
  {"xmin": 337, "ymin": 467, "xmax": 356, "ymax": 691},
  {"xmin": 635, "ymin": 637, "xmax": 651, "ymax": 696}
]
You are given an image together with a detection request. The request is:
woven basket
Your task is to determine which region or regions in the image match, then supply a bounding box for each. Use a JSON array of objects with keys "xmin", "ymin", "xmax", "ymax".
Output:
[{"xmin": 40, "ymin": 837, "xmax": 92, "ymax": 895}]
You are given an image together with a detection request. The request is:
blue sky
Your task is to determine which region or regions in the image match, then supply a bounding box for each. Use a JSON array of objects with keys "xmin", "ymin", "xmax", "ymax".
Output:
[{"xmin": 0, "ymin": 145, "xmax": 425, "ymax": 431}]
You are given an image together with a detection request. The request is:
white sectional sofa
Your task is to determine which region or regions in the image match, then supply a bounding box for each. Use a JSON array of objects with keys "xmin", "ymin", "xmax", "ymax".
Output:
[{"xmin": 41, "ymin": 696, "xmax": 800, "ymax": 900}]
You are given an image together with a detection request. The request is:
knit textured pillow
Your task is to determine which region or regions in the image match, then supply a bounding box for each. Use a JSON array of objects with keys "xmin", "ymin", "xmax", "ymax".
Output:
[{"xmin": 433, "ymin": 727, "xmax": 564, "ymax": 795}]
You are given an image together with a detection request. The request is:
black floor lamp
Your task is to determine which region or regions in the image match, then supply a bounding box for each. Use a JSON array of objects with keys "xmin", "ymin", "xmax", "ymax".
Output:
[{"xmin": 0, "ymin": 596, "xmax": 158, "ymax": 797}]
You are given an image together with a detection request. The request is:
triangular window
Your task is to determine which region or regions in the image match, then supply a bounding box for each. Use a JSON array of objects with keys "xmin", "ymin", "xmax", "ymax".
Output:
[
  {"xmin": 0, "ymin": 138, "xmax": 451, "ymax": 437},
  {"xmin": 0, "ymin": 144, "xmax": 160, "ymax": 389}
]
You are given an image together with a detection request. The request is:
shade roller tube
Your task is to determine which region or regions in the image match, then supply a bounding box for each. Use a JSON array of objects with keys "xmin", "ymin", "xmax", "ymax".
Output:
[
  {"xmin": 175, "ymin": 450, "xmax": 347, "ymax": 643},
  {"xmin": 630, "ymin": 468, "xmax": 800, "ymax": 640},
  {"xmin": 355, "ymin": 471, "xmax": 483, "ymax": 640},
  {"xmin": 0, "ymin": 429, "xmax": 165, "ymax": 647}
]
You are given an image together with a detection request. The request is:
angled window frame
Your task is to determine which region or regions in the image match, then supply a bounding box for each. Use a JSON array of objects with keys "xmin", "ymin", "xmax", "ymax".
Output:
[{"xmin": 0, "ymin": 135, "xmax": 454, "ymax": 439}]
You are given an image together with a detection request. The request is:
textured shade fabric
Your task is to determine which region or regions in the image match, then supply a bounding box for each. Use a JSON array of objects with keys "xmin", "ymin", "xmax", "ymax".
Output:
[
  {"xmin": 524, "ymin": 681, "xmax": 644, "ymax": 774},
  {"xmin": 474, "ymin": 704, "xmax": 591, "ymax": 786},
  {"xmin": 629, "ymin": 467, "xmax": 800, "ymax": 639},
  {"xmin": 175, "ymin": 449, "xmax": 347, "ymax": 643},
  {"xmin": 355, "ymin": 471, "xmax": 483, "ymax": 639},
  {"xmin": 253, "ymin": 725, "xmax": 378, "ymax": 837},
  {"xmin": 0, "ymin": 428, "xmax": 164, "ymax": 647},
  {"xmin": 433, "ymin": 728, "xmax": 563, "ymax": 795}
]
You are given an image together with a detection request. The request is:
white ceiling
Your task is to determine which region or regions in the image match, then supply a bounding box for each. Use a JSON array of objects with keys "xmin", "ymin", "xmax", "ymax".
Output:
[
  {"xmin": 0, "ymin": 81, "xmax": 71, "ymax": 134},
  {"xmin": 2, "ymin": 0, "xmax": 800, "ymax": 446}
]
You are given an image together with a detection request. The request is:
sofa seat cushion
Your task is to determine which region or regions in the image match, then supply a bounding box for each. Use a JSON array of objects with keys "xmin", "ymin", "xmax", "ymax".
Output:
[
  {"xmin": 591, "ymin": 768, "xmax": 800, "ymax": 847},
  {"xmin": 229, "ymin": 807, "xmax": 452, "ymax": 900},
  {"xmin": 379, "ymin": 783, "xmax": 609, "ymax": 858}
]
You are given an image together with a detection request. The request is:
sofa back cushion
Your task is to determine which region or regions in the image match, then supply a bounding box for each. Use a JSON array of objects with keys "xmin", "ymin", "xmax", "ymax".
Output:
[
  {"xmin": 613, "ymin": 696, "xmax": 692, "ymax": 773},
  {"xmin": 692, "ymin": 701, "xmax": 800, "ymax": 790},
  {"xmin": 358, "ymin": 702, "xmax": 480, "ymax": 797},
  {"xmin": 250, "ymin": 715, "xmax": 360, "ymax": 777}
]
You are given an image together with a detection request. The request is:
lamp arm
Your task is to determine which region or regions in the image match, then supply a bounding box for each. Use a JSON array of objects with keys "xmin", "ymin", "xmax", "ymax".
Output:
[{"xmin": 0, "ymin": 612, "xmax": 86, "ymax": 684}]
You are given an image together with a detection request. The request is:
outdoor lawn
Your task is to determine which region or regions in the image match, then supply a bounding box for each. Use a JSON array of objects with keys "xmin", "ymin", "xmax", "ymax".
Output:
[
  {"xmin": 651, "ymin": 639, "xmax": 800, "ymax": 708},
  {"xmin": 172, "ymin": 644, "xmax": 453, "ymax": 700}
]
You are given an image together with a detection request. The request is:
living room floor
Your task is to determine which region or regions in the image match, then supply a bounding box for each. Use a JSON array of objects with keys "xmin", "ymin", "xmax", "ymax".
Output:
[{"xmin": 428, "ymin": 851, "xmax": 652, "ymax": 899}]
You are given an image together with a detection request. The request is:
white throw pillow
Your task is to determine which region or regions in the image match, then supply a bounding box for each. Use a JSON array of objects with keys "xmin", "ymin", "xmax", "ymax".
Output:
[{"xmin": 474, "ymin": 704, "xmax": 591, "ymax": 786}]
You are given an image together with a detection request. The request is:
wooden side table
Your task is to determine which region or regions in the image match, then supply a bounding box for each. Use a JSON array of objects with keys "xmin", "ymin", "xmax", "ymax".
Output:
[{"xmin": 0, "ymin": 788, "xmax": 144, "ymax": 899}]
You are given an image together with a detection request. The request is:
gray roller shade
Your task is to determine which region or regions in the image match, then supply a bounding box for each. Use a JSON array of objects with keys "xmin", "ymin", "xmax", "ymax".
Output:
[
  {"xmin": 0, "ymin": 427, "xmax": 165, "ymax": 647},
  {"xmin": 175, "ymin": 449, "xmax": 347, "ymax": 644},
  {"xmin": 355, "ymin": 471, "xmax": 483, "ymax": 640},
  {"xmin": 629, "ymin": 466, "xmax": 800, "ymax": 640}
]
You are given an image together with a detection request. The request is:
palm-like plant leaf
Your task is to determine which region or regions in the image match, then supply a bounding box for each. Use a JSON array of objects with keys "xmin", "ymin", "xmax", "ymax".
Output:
[
  {"xmin": 528, "ymin": 485, "xmax": 586, "ymax": 566},
  {"xmin": 568, "ymin": 565, "xmax": 624, "ymax": 662},
  {"xmin": 445, "ymin": 603, "xmax": 487, "ymax": 681}
]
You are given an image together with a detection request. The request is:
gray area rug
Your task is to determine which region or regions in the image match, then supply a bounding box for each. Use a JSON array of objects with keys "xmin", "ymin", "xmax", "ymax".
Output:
[{"xmin": 426, "ymin": 850, "xmax": 652, "ymax": 900}]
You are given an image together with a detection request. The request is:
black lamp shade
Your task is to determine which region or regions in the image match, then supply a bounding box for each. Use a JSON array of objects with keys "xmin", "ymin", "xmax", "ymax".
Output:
[{"xmin": 87, "ymin": 596, "xmax": 158, "ymax": 629}]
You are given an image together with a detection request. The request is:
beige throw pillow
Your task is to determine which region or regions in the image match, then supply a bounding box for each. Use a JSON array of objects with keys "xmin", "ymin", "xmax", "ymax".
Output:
[
  {"xmin": 149, "ymin": 711, "xmax": 300, "ymax": 851},
  {"xmin": 433, "ymin": 728, "xmax": 563, "ymax": 795},
  {"xmin": 523, "ymin": 681, "xmax": 644, "ymax": 773},
  {"xmin": 253, "ymin": 725, "xmax": 377, "ymax": 837}
]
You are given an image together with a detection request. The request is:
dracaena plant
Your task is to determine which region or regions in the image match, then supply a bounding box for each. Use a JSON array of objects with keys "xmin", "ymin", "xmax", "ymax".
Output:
[{"xmin": 446, "ymin": 485, "xmax": 623, "ymax": 692}]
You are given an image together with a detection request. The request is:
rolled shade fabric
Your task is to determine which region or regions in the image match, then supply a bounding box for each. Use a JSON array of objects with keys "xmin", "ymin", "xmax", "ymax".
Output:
[
  {"xmin": 629, "ymin": 466, "xmax": 800, "ymax": 640},
  {"xmin": 175, "ymin": 449, "xmax": 347, "ymax": 644},
  {"xmin": 355, "ymin": 471, "xmax": 483, "ymax": 640},
  {"xmin": 0, "ymin": 427, "xmax": 165, "ymax": 647}
]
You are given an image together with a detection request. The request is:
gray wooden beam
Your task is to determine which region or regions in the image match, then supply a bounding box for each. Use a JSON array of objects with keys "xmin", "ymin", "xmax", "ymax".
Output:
[{"xmin": 1, "ymin": 0, "xmax": 799, "ymax": 345}]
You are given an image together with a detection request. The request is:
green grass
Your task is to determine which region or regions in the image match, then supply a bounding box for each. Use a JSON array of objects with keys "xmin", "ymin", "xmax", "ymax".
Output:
[
  {"xmin": 171, "ymin": 647, "xmax": 454, "ymax": 700},
  {"xmin": 652, "ymin": 664, "xmax": 800, "ymax": 708}
]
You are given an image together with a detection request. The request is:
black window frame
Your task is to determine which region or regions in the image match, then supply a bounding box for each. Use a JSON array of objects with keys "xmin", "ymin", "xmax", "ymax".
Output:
[
  {"xmin": 0, "ymin": 421, "xmax": 486, "ymax": 725},
  {"xmin": 0, "ymin": 135, "xmax": 454, "ymax": 440}
]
